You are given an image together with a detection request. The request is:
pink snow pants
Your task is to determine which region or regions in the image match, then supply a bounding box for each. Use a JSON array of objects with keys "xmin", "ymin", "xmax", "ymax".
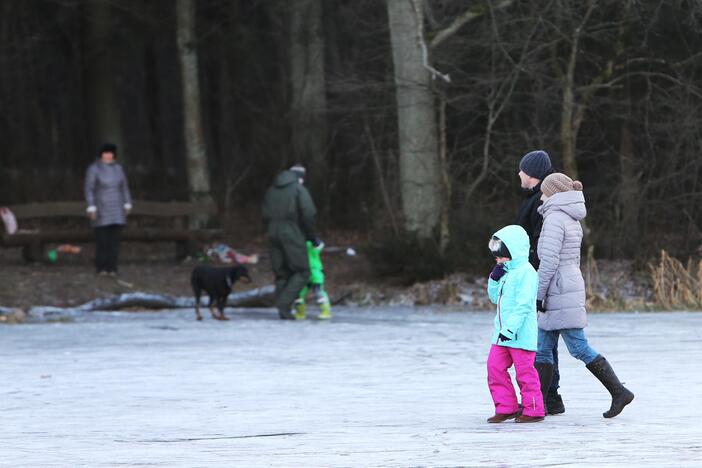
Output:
[{"xmin": 487, "ymin": 344, "xmax": 545, "ymax": 417}]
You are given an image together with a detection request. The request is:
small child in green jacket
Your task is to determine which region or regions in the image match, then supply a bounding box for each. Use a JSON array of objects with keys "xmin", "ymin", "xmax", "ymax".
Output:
[{"xmin": 294, "ymin": 241, "xmax": 332, "ymax": 320}]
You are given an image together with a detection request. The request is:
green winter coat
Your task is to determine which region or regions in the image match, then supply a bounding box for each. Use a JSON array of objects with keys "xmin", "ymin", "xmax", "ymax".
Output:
[
  {"xmin": 262, "ymin": 170, "xmax": 318, "ymax": 310},
  {"xmin": 306, "ymin": 241, "xmax": 325, "ymax": 285},
  {"xmin": 262, "ymin": 171, "xmax": 317, "ymax": 242}
]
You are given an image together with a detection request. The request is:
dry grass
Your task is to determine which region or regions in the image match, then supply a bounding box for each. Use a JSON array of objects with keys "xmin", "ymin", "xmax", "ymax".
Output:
[
  {"xmin": 648, "ymin": 250, "xmax": 702, "ymax": 309},
  {"xmin": 584, "ymin": 246, "xmax": 636, "ymax": 310}
]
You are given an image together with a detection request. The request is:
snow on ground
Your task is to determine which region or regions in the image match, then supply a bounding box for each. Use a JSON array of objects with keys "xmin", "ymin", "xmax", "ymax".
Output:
[{"xmin": 0, "ymin": 308, "xmax": 699, "ymax": 467}]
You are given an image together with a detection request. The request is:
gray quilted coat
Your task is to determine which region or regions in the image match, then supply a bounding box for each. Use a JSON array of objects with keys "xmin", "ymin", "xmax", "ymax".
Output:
[
  {"xmin": 84, "ymin": 160, "xmax": 132, "ymax": 227},
  {"xmin": 536, "ymin": 190, "xmax": 587, "ymax": 330}
]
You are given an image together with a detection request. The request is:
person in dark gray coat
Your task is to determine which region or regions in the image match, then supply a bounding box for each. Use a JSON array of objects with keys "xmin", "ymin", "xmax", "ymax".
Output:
[
  {"xmin": 534, "ymin": 173, "xmax": 634, "ymax": 418},
  {"xmin": 84, "ymin": 143, "xmax": 132, "ymax": 275}
]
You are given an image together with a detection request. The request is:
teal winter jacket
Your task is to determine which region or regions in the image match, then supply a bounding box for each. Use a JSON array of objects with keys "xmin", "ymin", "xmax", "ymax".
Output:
[{"xmin": 487, "ymin": 225, "xmax": 539, "ymax": 351}]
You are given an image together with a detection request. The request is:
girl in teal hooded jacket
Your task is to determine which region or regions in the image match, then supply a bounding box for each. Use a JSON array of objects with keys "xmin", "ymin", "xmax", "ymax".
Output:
[
  {"xmin": 485, "ymin": 225, "xmax": 544, "ymax": 423},
  {"xmin": 487, "ymin": 225, "xmax": 539, "ymax": 350}
]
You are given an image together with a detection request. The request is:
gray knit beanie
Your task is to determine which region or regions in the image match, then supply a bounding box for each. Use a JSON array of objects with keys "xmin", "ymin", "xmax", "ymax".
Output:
[
  {"xmin": 289, "ymin": 164, "xmax": 306, "ymax": 178},
  {"xmin": 541, "ymin": 173, "xmax": 583, "ymax": 197},
  {"xmin": 519, "ymin": 150, "xmax": 552, "ymax": 180}
]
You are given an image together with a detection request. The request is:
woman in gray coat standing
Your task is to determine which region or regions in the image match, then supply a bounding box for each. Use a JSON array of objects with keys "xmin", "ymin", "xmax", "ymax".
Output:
[
  {"xmin": 534, "ymin": 173, "xmax": 634, "ymax": 418},
  {"xmin": 84, "ymin": 143, "xmax": 132, "ymax": 275}
]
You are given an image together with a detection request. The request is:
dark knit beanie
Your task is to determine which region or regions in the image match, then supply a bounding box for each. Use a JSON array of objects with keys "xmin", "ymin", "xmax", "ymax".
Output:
[
  {"xmin": 541, "ymin": 173, "xmax": 583, "ymax": 197},
  {"xmin": 99, "ymin": 143, "xmax": 118, "ymax": 158},
  {"xmin": 519, "ymin": 150, "xmax": 552, "ymax": 180}
]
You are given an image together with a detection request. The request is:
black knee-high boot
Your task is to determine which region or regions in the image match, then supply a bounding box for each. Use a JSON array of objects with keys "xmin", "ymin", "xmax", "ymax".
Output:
[{"xmin": 586, "ymin": 355, "xmax": 635, "ymax": 418}]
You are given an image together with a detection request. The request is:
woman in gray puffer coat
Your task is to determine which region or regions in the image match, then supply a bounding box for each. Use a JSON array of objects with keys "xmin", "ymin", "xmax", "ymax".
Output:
[
  {"xmin": 533, "ymin": 173, "xmax": 634, "ymax": 418},
  {"xmin": 84, "ymin": 143, "xmax": 132, "ymax": 275}
]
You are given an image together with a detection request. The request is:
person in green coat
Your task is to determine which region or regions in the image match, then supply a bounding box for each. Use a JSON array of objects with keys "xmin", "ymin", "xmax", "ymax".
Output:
[
  {"xmin": 262, "ymin": 165, "xmax": 321, "ymax": 320},
  {"xmin": 293, "ymin": 240, "xmax": 332, "ymax": 320}
]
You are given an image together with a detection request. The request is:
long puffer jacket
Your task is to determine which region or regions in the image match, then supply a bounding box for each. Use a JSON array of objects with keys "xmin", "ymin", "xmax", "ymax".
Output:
[
  {"xmin": 536, "ymin": 190, "xmax": 587, "ymax": 330},
  {"xmin": 84, "ymin": 160, "xmax": 132, "ymax": 227},
  {"xmin": 487, "ymin": 225, "xmax": 539, "ymax": 351}
]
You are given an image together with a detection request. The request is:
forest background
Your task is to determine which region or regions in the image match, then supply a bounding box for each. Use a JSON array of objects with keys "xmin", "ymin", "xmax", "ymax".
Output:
[{"xmin": 1, "ymin": 0, "xmax": 701, "ymax": 298}]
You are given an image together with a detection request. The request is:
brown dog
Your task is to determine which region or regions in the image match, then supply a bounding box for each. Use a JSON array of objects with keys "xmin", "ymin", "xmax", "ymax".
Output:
[{"xmin": 190, "ymin": 264, "xmax": 251, "ymax": 320}]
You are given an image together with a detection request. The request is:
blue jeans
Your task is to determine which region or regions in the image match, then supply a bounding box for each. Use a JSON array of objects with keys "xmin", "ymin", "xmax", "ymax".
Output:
[
  {"xmin": 536, "ymin": 328, "xmax": 599, "ymax": 366},
  {"xmin": 550, "ymin": 343, "xmax": 560, "ymax": 394}
]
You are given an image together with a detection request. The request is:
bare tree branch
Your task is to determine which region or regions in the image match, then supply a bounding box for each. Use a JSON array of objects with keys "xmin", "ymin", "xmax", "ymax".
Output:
[
  {"xmin": 410, "ymin": 0, "xmax": 451, "ymax": 82},
  {"xmin": 430, "ymin": 0, "xmax": 514, "ymax": 49}
]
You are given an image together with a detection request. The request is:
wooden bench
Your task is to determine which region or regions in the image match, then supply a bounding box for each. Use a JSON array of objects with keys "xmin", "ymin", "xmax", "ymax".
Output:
[{"xmin": 1, "ymin": 201, "xmax": 221, "ymax": 262}]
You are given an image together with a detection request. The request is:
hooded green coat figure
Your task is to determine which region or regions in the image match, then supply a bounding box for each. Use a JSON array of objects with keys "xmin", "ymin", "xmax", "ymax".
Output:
[
  {"xmin": 293, "ymin": 241, "xmax": 332, "ymax": 320},
  {"xmin": 262, "ymin": 165, "xmax": 318, "ymax": 319}
]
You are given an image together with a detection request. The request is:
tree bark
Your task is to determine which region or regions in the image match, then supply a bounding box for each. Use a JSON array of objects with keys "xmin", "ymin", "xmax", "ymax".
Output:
[
  {"xmin": 176, "ymin": 0, "xmax": 214, "ymax": 228},
  {"xmin": 619, "ymin": 122, "xmax": 640, "ymax": 237},
  {"xmin": 387, "ymin": 0, "xmax": 441, "ymax": 240},
  {"xmin": 438, "ymin": 97, "xmax": 451, "ymax": 254},
  {"xmin": 560, "ymin": 1, "xmax": 596, "ymax": 180},
  {"xmin": 85, "ymin": 0, "xmax": 124, "ymax": 156},
  {"xmin": 289, "ymin": 0, "xmax": 328, "ymax": 195}
]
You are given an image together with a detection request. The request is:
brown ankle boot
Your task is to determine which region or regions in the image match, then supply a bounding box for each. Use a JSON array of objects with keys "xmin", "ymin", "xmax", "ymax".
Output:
[
  {"xmin": 487, "ymin": 412, "xmax": 519, "ymax": 423},
  {"xmin": 515, "ymin": 414, "xmax": 544, "ymax": 423}
]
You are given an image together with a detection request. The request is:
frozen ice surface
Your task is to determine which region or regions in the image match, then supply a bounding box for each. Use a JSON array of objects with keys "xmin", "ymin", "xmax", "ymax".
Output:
[{"xmin": 0, "ymin": 308, "xmax": 700, "ymax": 467}]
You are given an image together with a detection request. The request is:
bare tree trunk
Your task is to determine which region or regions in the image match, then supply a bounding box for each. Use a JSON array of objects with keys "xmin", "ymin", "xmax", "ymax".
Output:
[
  {"xmin": 387, "ymin": 0, "xmax": 441, "ymax": 240},
  {"xmin": 619, "ymin": 122, "xmax": 640, "ymax": 237},
  {"xmin": 559, "ymin": 8, "xmax": 579, "ymax": 178},
  {"xmin": 559, "ymin": 0, "xmax": 598, "ymax": 180},
  {"xmin": 289, "ymin": 0, "xmax": 328, "ymax": 195},
  {"xmin": 365, "ymin": 124, "xmax": 400, "ymax": 237},
  {"xmin": 176, "ymin": 0, "xmax": 213, "ymax": 227},
  {"xmin": 560, "ymin": 79, "xmax": 577, "ymax": 178},
  {"xmin": 86, "ymin": 0, "xmax": 124, "ymax": 156},
  {"xmin": 438, "ymin": 97, "xmax": 451, "ymax": 254}
]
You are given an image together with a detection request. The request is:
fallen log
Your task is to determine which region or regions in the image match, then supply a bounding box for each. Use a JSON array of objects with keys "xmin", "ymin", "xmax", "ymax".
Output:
[
  {"xmin": 27, "ymin": 306, "xmax": 93, "ymax": 322},
  {"xmin": 1, "ymin": 286, "xmax": 276, "ymax": 323},
  {"xmin": 76, "ymin": 285, "xmax": 275, "ymax": 311}
]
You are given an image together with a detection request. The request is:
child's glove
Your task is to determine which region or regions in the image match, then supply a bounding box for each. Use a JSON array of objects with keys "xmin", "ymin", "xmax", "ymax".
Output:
[
  {"xmin": 489, "ymin": 264, "xmax": 506, "ymax": 281},
  {"xmin": 498, "ymin": 332, "xmax": 513, "ymax": 342},
  {"xmin": 536, "ymin": 300, "xmax": 546, "ymax": 312}
]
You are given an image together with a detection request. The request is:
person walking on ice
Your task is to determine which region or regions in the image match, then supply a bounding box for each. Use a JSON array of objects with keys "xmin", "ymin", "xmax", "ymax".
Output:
[
  {"xmin": 486, "ymin": 225, "xmax": 545, "ymax": 423},
  {"xmin": 262, "ymin": 164, "xmax": 322, "ymax": 320},
  {"xmin": 515, "ymin": 150, "xmax": 565, "ymax": 415},
  {"xmin": 293, "ymin": 240, "xmax": 332, "ymax": 320},
  {"xmin": 534, "ymin": 173, "xmax": 634, "ymax": 418}
]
